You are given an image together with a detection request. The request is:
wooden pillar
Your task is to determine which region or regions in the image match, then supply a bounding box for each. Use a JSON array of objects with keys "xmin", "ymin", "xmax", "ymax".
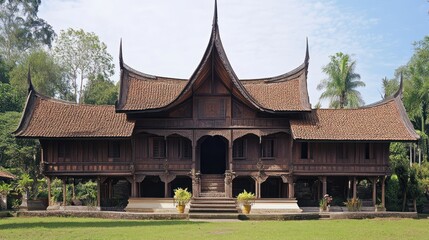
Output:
[
  {"xmin": 97, "ymin": 177, "xmax": 101, "ymax": 207},
  {"xmin": 381, "ymin": 176, "xmax": 386, "ymax": 208},
  {"xmin": 47, "ymin": 176, "xmax": 51, "ymax": 206},
  {"xmin": 372, "ymin": 177, "xmax": 377, "ymax": 206},
  {"xmin": 288, "ymin": 181, "xmax": 294, "ymax": 198},
  {"xmin": 62, "ymin": 178, "xmax": 67, "ymax": 207},
  {"xmin": 165, "ymin": 182, "xmax": 169, "ymax": 198},
  {"xmin": 353, "ymin": 177, "xmax": 357, "ymax": 199},
  {"xmin": 321, "ymin": 176, "xmax": 327, "ymax": 196},
  {"xmin": 229, "ymin": 131, "xmax": 233, "ymax": 172}
]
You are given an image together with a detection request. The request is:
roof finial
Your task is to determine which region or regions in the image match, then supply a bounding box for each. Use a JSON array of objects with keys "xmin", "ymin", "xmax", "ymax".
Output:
[
  {"xmin": 213, "ymin": 0, "xmax": 218, "ymax": 27},
  {"xmin": 305, "ymin": 37, "xmax": 310, "ymax": 63},
  {"xmin": 27, "ymin": 66, "xmax": 34, "ymax": 93},
  {"xmin": 394, "ymin": 72, "xmax": 404, "ymax": 98},
  {"xmin": 119, "ymin": 38, "xmax": 124, "ymax": 69}
]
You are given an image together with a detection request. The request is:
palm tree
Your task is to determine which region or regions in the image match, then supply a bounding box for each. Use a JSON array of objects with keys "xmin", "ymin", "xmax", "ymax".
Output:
[{"xmin": 317, "ymin": 52, "xmax": 365, "ymax": 109}]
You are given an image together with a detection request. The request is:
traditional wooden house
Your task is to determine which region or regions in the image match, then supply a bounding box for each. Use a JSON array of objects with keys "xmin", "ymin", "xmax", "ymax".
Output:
[{"xmin": 14, "ymin": 2, "xmax": 418, "ymax": 213}]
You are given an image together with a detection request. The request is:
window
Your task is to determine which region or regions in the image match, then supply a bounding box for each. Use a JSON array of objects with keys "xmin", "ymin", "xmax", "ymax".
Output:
[
  {"xmin": 233, "ymin": 138, "xmax": 247, "ymax": 159},
  {"xmin": 108, "ymin": 141, "xmax": 121, "ymax": 158},
  {"xmin": 58, "ymin": 142, "xmax": 71, "ymax": 159},
  {"xmin": 152, "ymin": 137, "xmax": 166, "ymax": 158},
  {"xmin": 336, "ymin": 143, "xmax": 348, "ymax": 160},
  {"xmin": 180, "ymin": 138, "xmax": 192, "ymax": 159},
  {"xmin": 300, "ymin": 142, "xmax": 313, "ymax": 159},
  {"xmin": 364, "ymin": 143, "xmax": 375, "ymax": 160},
  {"xmin": 261, "ymin": 138, "xmax": 274, "ymax": 158}
]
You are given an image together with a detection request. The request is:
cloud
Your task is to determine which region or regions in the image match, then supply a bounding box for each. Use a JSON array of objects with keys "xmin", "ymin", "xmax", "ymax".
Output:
[{"xmin": 39, "ymin": 0, "xmax": 392, "ymax": 106}]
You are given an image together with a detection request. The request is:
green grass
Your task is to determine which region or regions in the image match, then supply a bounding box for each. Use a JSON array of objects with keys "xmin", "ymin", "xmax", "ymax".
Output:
[{"xmin": 0, "ymin": 217, "xmax": 428, "ymax": 240}]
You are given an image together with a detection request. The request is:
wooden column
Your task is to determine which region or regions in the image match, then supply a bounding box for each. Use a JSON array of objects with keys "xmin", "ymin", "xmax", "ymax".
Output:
[
  {"xmin": 321, "ymin": 176, "xmax": 327, "ymax": 196},
  {"xmin": 229, "ymin": 130, "xmax": 233, "ymax": 171},
  {"xmin": 353, "ymin": 177, "xmax": 357, "ymax": 199},
  {"xmin": 381, "ymin": 176, "xmax": 386, "ymax": 208},
  {"xmin": 47, "ymin": 177, "xmax": 51, "ymax": 206},
  {"xmin": 96, "ymin": 177, "xmax": 101, "ymax": 207},
  {"xmin": 62, "ymin": 178, "xmax": 67, "ymax": 207},
  {"xmin": 226, "ymin": 135, "xmax": 233, "ymax": 197},
  {"xmin": 164, "ymin": 182, "xmax": 169, "ymax": 198},
  {"xmin": 288, "ymin": 181, "xmax": 294, "ymax": 198},
  {"xmin": 372, "ymin": 177, "xmax": 377, "ymax": 206}
]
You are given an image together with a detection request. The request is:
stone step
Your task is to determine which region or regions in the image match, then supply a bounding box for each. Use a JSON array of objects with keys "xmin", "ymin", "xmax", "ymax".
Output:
[
  {"xmin": 198, "ymin": 192, "xmax": 226, "ymax": 198},
  {"xmin": 189, "ymin": 208, "xmax": 238, "ymax": 213},
  {"xmin": 189, "ymin": 213, "xmax": 239, "ymax": 220},
  {"xmin": 191, "ymin": 202, "xmax": 236, "ymax": 207},
  {"xmin": 201, "ymin": 186, "xmax": 225, "ymax": 191}
]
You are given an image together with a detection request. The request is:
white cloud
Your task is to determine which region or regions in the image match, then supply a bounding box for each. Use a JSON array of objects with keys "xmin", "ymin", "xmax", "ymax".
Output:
[{"xmin": 39, "ymin": 0, "xmax": 394, "ymax": 106}]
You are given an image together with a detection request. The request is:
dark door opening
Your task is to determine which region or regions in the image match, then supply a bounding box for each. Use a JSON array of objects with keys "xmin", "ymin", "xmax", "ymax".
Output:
[{"xmin": 200, "ymin": 136, "xmax": 227, "ymax": 174}]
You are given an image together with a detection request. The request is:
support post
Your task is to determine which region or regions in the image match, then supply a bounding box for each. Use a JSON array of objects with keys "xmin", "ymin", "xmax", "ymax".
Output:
[
  {"xmin": 47, "ymin": 176, "xmax": 51, "ymax": 206},
  {"xmin": 62, "ymin": 178, "xmax": 67, "ymax": 207},
  {"xmin": 288, "ymin": 181, "xmax": 294, "ymax": 198},
  {"xmin": 96, "ymin": 177, "xmax": 101, "ymax": 207},
  {"xmin": 381, "ymin": 176, "xmax": 386, "ymax": 208},
  {"xmin": 372, "ymin": 177, "xmax": 377, "ymax": 206},
  {"xmin": 353, "ymin": 177, "xmax": 357, "ymax": 199},
  {"xmin": 321, "ymin": 176, "xmax": 327, "ymax": 196}
]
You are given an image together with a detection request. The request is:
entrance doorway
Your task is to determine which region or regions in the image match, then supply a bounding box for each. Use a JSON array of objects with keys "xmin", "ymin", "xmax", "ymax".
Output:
[{"xmin": 200, "ymin": 136, "xmax": 227, "ymax": 174}]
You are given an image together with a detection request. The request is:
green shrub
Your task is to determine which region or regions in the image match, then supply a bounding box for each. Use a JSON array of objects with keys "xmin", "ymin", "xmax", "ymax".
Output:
[{"xmin": 386, "ymin": 174, "xmax": 401, "ymax": 211}]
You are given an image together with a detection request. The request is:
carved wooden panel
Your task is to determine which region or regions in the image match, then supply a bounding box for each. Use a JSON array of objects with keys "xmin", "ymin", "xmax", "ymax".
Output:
[
  {"xmin": 232, "ymin": 99, "xmax": 256, "ymax": 119},
  {"xmin": 169, "ymin": 100, "xmax": 192, "ymax": 118},
  {"xmin": 198, "ymin": 98, "xmax": 226, "ymax": 119}
]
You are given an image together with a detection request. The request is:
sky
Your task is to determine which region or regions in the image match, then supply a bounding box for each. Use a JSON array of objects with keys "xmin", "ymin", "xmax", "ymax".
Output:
[{"xmin": 39, "ymin": 0, "xmax": 429, "ymax": 107}]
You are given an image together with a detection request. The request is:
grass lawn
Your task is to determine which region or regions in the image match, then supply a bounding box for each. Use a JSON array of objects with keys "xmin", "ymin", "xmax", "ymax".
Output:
[{"xmin": 0, "ymin": 217, "xmax": 428, "ymax": 240}]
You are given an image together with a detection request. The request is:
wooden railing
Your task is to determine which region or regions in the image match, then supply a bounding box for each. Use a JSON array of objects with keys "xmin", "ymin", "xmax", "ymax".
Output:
[
  {"xmin": 44, "ymin": 162, "xmax": 133, "ymax": 173},
  {"xmin": 293, "ymin": 163, "xmax": 389, "ymax": 174}
]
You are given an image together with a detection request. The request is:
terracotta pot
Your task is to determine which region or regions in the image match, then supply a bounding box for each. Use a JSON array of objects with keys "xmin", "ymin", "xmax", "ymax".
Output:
[
  {"xmin": 242, "ymin": 204, "xmax": 251, "ymax": 214},
  {"xmin": 177, "ymin": 204, "xmax": 185, "ymax": 213}
]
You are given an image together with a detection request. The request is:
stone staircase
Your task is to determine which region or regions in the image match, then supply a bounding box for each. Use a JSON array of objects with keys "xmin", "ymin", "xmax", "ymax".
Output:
[
  {"xmin": 189, "ymin": 197, "xmax": 239, "ymax": 219},
  {"xmin": 189, "ymin": 174, "xmax": 239, "ymax": 219},
  {"xmin": 200, "ymin": 174, "xmax": 225, "ymax": 197}
]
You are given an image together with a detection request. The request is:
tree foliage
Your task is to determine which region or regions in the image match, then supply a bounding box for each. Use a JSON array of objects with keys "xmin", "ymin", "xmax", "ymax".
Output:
[
  {"xmin": 0, "ymin": 0, "xmax": 55, "ymax": 65},
  {"xmin": 9, "ymin": 49, "xmax": 71, "ymax": 103},
  {"xmin": 317, "ymin": 52, "xmax": 365, "ymax": 109},
  {"xmin": 0, "ymin": 82, "xmax": 21, "ymax": 112},
  {"xmin": 83, "ymin": 75, "xmax": 118, "ymax": 105},
  {"xmin": 53, "ymin": 28, "xmax": 114, "ymax": 103}
]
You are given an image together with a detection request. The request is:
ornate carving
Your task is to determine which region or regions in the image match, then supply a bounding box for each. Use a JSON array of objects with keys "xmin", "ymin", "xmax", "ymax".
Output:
[
  {"xmin": 139, "ymin": 129, "xmax": 193, "ymax": 140},
  {"xmin": 135, "ymin": 174, "xmax": 146, "ymax": 183},
  {"xmin": 159, "ymin": 173, "xmax": 176, "ymax": 184},
  {"xmin": 129, "ymin": 164, "xmax": 135, "ymax": 173},
  {"xmin": 125, "ymin": 176, "xmax": 133, "ymax": 184},
  {"xmin": 281, "ymin": 174, "xmax": 290, "ymax": 183},
  {"xmin": 195, "ymin": 130, "xmax": 231, "ymax": 142},
  {"xmin": 224, "ymin": 170, "xmax": 236, "ymax": 185},
  {"xmin": 232, "ymin": 129, "xmax": 291, "ymax": 141},
  {"xmin": 192, "ymin": 172, "xmax": 201, "ymax": 185},
  {"xmin": 256, "ymin": 159, "xmax": 264, "ymax": 171}
]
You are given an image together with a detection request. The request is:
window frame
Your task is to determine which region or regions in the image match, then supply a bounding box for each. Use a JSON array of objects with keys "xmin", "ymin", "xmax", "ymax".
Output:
[
  {"xmin": 233, "ymin": 138, "xmax": 247, "ymax": 160},
  {"xmin": 260, "ymin": 138, "xmax": 275, "ymax": 159}
]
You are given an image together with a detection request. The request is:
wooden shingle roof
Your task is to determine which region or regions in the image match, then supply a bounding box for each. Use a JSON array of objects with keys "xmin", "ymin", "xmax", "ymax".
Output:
[
  {"xmin": 14, "ymin": 91, "xmax": 135, "ymax": 138},
  {"xmin": 116, "ymin": 1, "xmax": 311, "ymax": 113},
  {"xmin": 290, "ymin": 88, "xmax": 419, "ymax": 141}
]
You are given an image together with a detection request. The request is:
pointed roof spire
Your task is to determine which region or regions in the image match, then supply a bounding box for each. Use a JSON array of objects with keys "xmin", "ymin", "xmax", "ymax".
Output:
[
  {"xmin": 27, "ymin": 66, "xmax": 34, "ymax": 93},
  {"xmin": 305, "ymin": 37, "xmax": 310, "ymax": 63},
  {"xmin": 213, "ymin": 0, "xmax": 218, "ymax": 27},
  {"xmin": 119, "ymin": 38, "xmax": 124, "ymax": 69},
  {"xmin": 394, "ymin": 72, "xmax": 404, "ymax": 98}
]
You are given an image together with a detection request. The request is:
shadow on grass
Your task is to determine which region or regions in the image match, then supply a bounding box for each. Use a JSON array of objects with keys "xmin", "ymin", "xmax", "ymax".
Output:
[{"xmin": 0, "ymin": 220, "xmax": 203, "ymax": 230}]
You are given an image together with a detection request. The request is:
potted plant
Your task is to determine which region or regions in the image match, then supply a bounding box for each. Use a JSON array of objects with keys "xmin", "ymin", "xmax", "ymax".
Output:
[
  {"xmin": 16, "ymin": 174, "xmax": 34, "ymax": 211},
  {"xmin": 173, "ymin": 188, "xmax": 192, "ymax": 213},
  {"xmin": 0, "ymin": 182, "xmax": 13, "ymax": 210},
  {"xmin": 237, "ymin": 190, "xmax": 255, "ymax": 214},
  {"xmin": 344, "ymin": 198, "xmax": 362, "ymax": 212},
  {"xmin": 319, "ymin": 194, "xmax": 332, "ymax": 212}
]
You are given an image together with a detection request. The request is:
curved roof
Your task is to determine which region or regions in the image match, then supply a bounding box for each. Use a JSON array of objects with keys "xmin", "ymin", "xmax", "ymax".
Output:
[
  {"xmin": 290, "ymin": 83, "xmax": 419, "ymax": 141},
  {"xmin": 14, "ymin": 90, "xmax": 134, "ymax": 138},
  {"xmin": 116, "ymin": 1, "xmax": 311, "ymax": 113}
]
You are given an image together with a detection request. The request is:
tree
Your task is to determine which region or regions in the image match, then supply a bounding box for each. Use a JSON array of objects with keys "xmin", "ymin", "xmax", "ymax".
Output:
[
  {"xmin": 9, "ymin": 49, "xmax": 71, "ymax": 103},
  {"xmin": 381, "ymin": 76, "xmax": 399, "ymax": 99},
  {"xmin": 0, "ymin": 0, "xmax": 55, "ymax": 65},
  {"xmin": 402, "ymin": 36, "xmax": 429, "ymax": 162},
  {"xmin": 317, "ymin": 52, "xmax": 365, "ymax": 109},
  {"xmin": 0, "ymin": 112, "xmax": 39, "ymax": 175},
  {"xmin": 53, "ymin": 29, "xmax": 114, "ymax": 103},
  {"xmin": 0, "ymin": 82, "xmax": 21, "ymax": 112},
  {"xmin": 83, "ymin": 75, "xmax": 118, "ymax": 105}
]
